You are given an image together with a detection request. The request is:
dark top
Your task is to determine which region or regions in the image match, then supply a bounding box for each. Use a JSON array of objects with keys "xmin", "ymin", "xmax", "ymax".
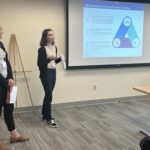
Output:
[
  {"xmin": 37, "ymin": 46, "xmax": 61, "ymax": 78},
  {"xmin": 0, "ymin": 41, "xmax": 13, "ymax": 87},
  {"xmin": 0, "ymin": 41, "xmax": 13, "ymax": 115}
]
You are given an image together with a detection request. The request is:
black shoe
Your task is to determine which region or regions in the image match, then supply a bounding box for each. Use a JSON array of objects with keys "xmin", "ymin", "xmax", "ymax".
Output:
[
  {"xmin": 41, "ymin": 117, "xmax": 56, "ymax": 122},
  {"xmin": 47, "ymin": 119, "xmax": 58, "ymax": 128}
]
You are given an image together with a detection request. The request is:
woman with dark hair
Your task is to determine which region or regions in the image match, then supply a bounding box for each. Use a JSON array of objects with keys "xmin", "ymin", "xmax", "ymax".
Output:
[
  {"xmin": 37, "ymin": 28, "xmax": 62, "ymax": 127},
  {"xmin": 0, "ymin": 26, "xmax": 29, "ymax": 150}
]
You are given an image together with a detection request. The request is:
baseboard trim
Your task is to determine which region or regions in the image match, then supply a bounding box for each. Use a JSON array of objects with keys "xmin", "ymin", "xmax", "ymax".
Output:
[{"xmin": 13, "ymin": 95, "xmax": 150, "ymax": 113}]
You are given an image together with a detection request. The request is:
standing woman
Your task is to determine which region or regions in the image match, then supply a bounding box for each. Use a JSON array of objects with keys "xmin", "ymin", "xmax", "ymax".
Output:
[
  {"xmin": 37, "ymin": 28, "xmax": 61, "ymax": 127},
  {"xmin": 0, "ymin": 26, "xmax": 29, "ymax": 148}
]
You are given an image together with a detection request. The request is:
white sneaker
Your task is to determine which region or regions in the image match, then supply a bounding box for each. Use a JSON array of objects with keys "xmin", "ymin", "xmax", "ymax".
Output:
[{"xmin": 47, "ymin": 119, "xmax": 58, "ymax": 128}]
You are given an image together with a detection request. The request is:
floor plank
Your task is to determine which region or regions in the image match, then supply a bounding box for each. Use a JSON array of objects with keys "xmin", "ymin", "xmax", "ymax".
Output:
[{"xmin": 1, "ymin": 99, "xmax": 149, "ymax": 150}]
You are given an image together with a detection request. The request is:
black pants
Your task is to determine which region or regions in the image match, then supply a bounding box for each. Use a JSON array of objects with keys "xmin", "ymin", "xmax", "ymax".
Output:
[
  {"xmin": 0, "ymin": 85, "xmax": 15, "ymax": 131},
  {"xmin": 40, "ymin": 69, "xmax": 56, "ymax": 120}
]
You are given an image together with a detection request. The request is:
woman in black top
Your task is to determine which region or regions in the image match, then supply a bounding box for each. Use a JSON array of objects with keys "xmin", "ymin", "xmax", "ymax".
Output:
[
  {"xmin": 37, "ymin": 28, "xmax": 61, "ymax": 127},
  {"xmin": 0, "ymin": 26, "xmax": 29, "ymax": 148}
]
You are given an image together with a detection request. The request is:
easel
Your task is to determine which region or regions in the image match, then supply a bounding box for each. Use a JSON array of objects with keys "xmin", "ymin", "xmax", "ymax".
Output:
[{"xmin": 8, "ymin": 34, "xmax": 34, "ymax": 112}]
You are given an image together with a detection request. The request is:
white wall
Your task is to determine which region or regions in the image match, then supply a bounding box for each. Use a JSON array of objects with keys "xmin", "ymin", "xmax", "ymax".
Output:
[{"xmin": 0, "ymin": 0, "xmax": 150, "ymax": 108}]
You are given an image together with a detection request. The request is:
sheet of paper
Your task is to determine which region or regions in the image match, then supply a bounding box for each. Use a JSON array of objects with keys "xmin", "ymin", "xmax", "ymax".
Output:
[
  {"xmin": 60, "ymin": 54, "xmax": 66, "ymax": 69},
  {"xmin": 9, "ymin": 86, "xmax": 17, "ymax": 104}
]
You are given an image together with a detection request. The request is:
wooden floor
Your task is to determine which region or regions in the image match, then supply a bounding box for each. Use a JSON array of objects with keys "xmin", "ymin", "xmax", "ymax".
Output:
[{"xmin": 1, "ymin": 98, "xmax": 150, "ymax": 150}]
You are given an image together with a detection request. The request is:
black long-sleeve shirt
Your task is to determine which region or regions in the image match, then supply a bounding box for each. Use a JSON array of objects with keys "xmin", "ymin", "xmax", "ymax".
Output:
[{"xmin": 37, "ymin": 46, "xmax": 61, "ymax": 78}]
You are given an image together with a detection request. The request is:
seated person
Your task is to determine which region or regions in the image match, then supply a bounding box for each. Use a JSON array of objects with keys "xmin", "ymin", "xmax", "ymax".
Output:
[{"xmin": 140, "ymin": 136, "xmax": 150, "ymax": 150}]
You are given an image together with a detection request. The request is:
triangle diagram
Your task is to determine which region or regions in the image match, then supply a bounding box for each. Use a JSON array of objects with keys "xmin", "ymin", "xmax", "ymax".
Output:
[{"xmin": 112, "ymin": 16, "xmax": 140, "ymax": 48}]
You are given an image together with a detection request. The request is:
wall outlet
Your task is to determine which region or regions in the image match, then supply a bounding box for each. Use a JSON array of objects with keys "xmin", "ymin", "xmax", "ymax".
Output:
[{"xmin": 93, "ymin": 85, "xmax": 96, "ymax": 90}]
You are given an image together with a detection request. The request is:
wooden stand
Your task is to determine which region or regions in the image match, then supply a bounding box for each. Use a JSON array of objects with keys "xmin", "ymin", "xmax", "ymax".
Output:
[{"xmin": 8, "ymin": 34, "xmax": 34, "ymax": 110}]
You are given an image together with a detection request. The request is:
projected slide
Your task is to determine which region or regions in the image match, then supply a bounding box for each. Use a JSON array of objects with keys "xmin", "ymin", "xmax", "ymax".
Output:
[{"xmin": 83, "ymin": 0, "xmax": 144, "ymax": 58}]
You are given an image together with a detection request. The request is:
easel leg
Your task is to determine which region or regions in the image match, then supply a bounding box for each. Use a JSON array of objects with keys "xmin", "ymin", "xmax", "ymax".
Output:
[{"xmin": 8, "ymin": 34, "xmax": 34, "ymax": 116}]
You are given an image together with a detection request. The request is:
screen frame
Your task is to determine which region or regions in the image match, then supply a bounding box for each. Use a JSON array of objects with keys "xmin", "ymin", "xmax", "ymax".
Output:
[{"xmin": 66, "ymin": 0, "xmax": 150, "ymax": 70}]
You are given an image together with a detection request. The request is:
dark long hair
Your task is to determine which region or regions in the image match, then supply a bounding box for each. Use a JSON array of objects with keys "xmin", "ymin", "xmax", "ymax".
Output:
[{"xmin": 40, "ymin": 28, "xmax": 54, "ymax": 46}]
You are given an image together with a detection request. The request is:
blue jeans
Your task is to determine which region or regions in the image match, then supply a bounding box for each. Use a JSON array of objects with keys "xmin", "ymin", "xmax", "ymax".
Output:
[{"xmin": 40, "ymin": 69, "xmax": 56, "ymax": 120}]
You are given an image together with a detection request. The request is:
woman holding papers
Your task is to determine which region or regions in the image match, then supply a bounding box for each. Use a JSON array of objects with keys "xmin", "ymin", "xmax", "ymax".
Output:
[
  {"xmin": 37, "ymin": 28, "xmax": 63, "ymax": 128},
  {"xmin": 0, "ymin": 26, "xmax": 29, "ymax": 149}
]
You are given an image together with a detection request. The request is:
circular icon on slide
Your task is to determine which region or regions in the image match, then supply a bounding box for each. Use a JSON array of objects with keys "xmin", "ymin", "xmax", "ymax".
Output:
[
  {"xmin": 113, "ymin": 38, "xmax": 120, "ymax": 48},
  {"xmin": 132, "ymin": 38, "xmax": 140, "ymax": 48},
  {"xmin": 124, "ymin": 17, "xmax": 131, "ymax": 27}
]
